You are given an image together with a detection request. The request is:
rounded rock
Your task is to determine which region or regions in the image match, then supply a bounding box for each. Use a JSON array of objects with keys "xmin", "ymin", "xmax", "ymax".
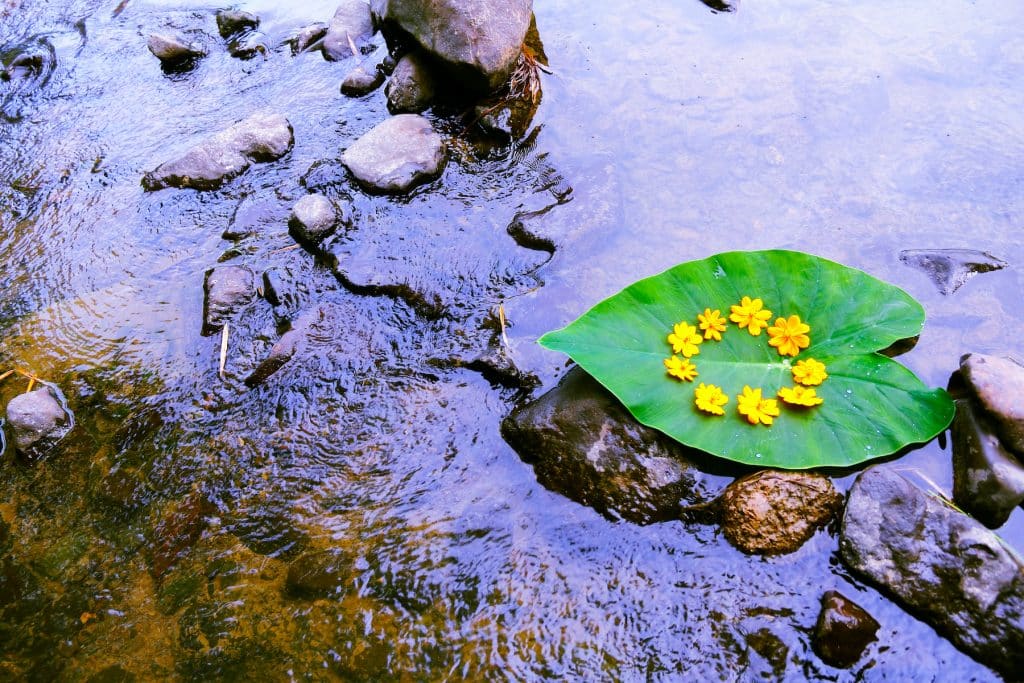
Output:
[
  {"xmin": 811, "ymin": 590, "xmax": 880, "ymax": 668},
  {"xmin": 6, "ymin": 386, "xmax": 72, "ymax": 455},
  {"xmin": 341, "ymin": 114, "xmax": 446, "ymax": 194},
  {"xmin": 290, "ymin": 194, "xmax": 339, "ymax": 245}
]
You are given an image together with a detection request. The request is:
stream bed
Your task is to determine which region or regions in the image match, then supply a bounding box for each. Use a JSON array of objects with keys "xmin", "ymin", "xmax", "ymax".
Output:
[{"xmin": 1, "ymin": 0, "xmax": 1023, "ymax": 679}]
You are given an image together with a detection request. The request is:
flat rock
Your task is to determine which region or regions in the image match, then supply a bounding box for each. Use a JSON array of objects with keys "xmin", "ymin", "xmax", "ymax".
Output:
[
  {"xmin": 811, "ymin": 590, "xmax": 880, "ymax": 668},
  {"xmin": 203, "ymin": 265, "xmax": 254, "ymax": 334},
  {"xmin": 960, "ymin": 353, "xmax": 1024, "ymax": 455},
  {"xmin": 840, "ymin": 466, "xmax": 1024, "ymax": 678},
  {"xmin": 147, "ymin": 33, "xmax": 205, "ymax": 65},
  {"xmin": 341, "ymin": 114, "xmax": 446, "ymax": 194},
  {"xmin": 371, "ymin": 0, "xmax": 532, "ymax": 90},
  {"xmin": 385, "ymin": 51, "xmax": 435, "ymax": 113},
  {"xmin": 216, "ymin": 9, "xmax": 259, "ymax": 38},
  {"xmin": 142, "ymin": 112, "xmax": 293, "ymax": 191},
  {"xmin": 5, "ymin": 386, "xmax": 72, "ymax": 456},
  {"xmin": 290, "ymin": 193, "xmax": 340, "ymax": 245},
  {"xmin": 149, "ymin": 491, "xmax": 213, "ymax": 579},
  {"xmin": 500, "ymin": 366, "xmax": 707, "ymax": 524},
  {"xmin": 322, "ymin": 0, "xmax": 375, "ymax": 61},
  {"xmin": 952, "ymin": 397, "xmax": 1024, "ymax": 528},
  {"xmin": 899, "ymin": 248, "xmax": 1006, "ymax": 295}
]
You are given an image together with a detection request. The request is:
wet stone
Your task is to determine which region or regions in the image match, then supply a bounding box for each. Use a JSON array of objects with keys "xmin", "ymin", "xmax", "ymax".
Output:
[
  {"xmin": 245, "ymin": 307, "xmax": 322, "ymax": 387},
  {"xmin": 146, "ymin": 33, "xmax": 205, "ymax": 65},
  {"xmin": 223, "ymin": 195, "xmax": 289, "ymax": 240},
  {"xmin": 216, "ymin": 9, "xmax": 259, "ymax": 39},
  {"xmin": 501, "ymin": 366, "xmax": 707, "ymax": 524},
  {"xmin": 285, "ymin": 549, "xmax": 353, "ymax": 598},
  {"xmin": 341, "ymin": 62, "xmax": 385, "ymax": 97},
  {"xmin": 5, "ymin": 385, "xmax": 72, "ymax": 456},
  {"xmin": 341, "ymin": 114, "xmax": 446, "ymax": 194},
  {"xmin": 840, "ymin": 466, "xmax": 1024, "ymax": 678},
  {"xmin": 465, "ymin": 348, "xmax": 539, "ymax": 391},
  {"xmin": 203, "ymin": 265, "xmax": 254, "ymax": 334},
  {"xmin": 811, "ymin": 591, "xmax": 880, "ymax": 668},
  {"xmin": 952, "ymin": 397, "xmax": 1024, "ymax": 528},
  {"xmin": 899, "ymin": 248, "xmax": 1007, "ymax": 295},
  {"xmin": 228, "ymin": 33, "xmax": 268, "ymax": 60},
  {"xmin": 385, "ymin": 51, "xmax": 436, "ymax": 114},
  {"xmin": 959, "ymin": 353, "xmax": 1024, "ymax": 455},
  {"xmin": 300, "ymin": 159, "xmax": 349, "ymax": 194},
  {"xmin": 290, "ymin": 193, "xmax": 340, "ymax": 246},
  {"xmin": 290, "ymin": 22, "xmax": 328, "ymax": 54},
  {"xmin": 322, "ymin": 0, "xmax": 375, "ymax": 61},
  {"xmin": 719, "ymin": 469, "xmax": 842, "ymax": 555}
]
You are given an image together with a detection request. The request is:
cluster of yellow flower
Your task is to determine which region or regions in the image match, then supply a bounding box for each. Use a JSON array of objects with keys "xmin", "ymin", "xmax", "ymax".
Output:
[{"xmin": 663, "ymin": 297, "xmax": 829, "ymax": 426}]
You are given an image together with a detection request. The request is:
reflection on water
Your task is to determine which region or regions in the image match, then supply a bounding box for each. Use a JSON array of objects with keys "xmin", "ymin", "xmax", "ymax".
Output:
[{"xmin": 1, "ymin": 0, "xmax": 1022, "ymax": 679}]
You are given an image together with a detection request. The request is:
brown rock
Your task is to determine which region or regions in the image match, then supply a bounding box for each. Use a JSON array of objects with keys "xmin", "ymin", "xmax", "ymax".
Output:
[{"xmin": 811, "ymin": 590, "xmax": 880, "ymax": 668}]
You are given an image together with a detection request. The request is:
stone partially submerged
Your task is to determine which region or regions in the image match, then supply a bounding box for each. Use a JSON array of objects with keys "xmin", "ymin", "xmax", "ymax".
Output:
[
  {"xmin": 341, "ymin": 114, "xmax": 446, "ymax": 194},
  {"xmin": 5, "ymin": 385, "xmax": 73, "ymax": 457},
  {"xmin": 203, "ymin": 265, "xmax": 255, "ymax": 334},
  {"xmin": 322, "ymin": 0, "xmax": 376, "ymax": 61},
  {"xmin": 147, "ymin": 33, "xmax": 205, "ymax": 66},
  {"xmin": 142, "ymin": 112, "xmax": 293, "ymax": 191}
]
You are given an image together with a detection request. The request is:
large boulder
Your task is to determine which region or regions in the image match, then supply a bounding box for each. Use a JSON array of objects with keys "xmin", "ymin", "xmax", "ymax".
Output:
[
  {"xmin": 5, "ymin": 386, "xmax": 73, "ymax": 456},
  {"xmin": 840, "ymin": 467, "xmax": 1024, "ymax": 677},
  {"xmin": 371, "ymin": 0, "xmax": 532, "ymax": 90},
  {"xmin": 501, "ymin": 367, "xmax": 707, "ymax": 524},
  {"xmin": 142, "ymin": 112, "xmax": 293, "ymax": 191},
  {"xmin": 341, "ymin": 114, "xmax": 446, "ymax": 194},
  {"xmin": 322, "ymin": 0, "xmax": 376, "ymax": 61}
]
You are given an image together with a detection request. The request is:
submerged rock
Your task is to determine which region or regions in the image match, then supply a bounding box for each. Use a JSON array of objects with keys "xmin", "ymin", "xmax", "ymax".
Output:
[
  {"xmin": 216, "ymin": 9, "xmax": 259, "ymax": 38},
  {"xmin": 285, "ymin": 549, "xmax": 354, "ymax": 597},
  {"xmin": 840, "ymin": 467, "xmax": 1024, "ymax": 677},
  {"xmin": 223, "ymin": 195, "xmax": 289, "ymax": 240},
  {"xmin": 385, "ymin": 51, "xmax": 436, "ymax": 113},
  {"xmin": 245, "ymin": 308, "xmax": 323, "ymax": 387},
  {"xmin": 149, "ymin": 491, "xmax": 213, "ymax": 579},
  {"xmin": 5, "ymin": 385, "xmax": 73, "ymax": 456},
  {"xmin": 959, "ymin": 353, "xmax": 1024, "ymax": 455},
  {"xmin": 811, "ymin": 591, "xmax": 880, "ymax": 668},
  {"xmin": 146, "ymin": 33, "xmax": 205, "ymax": 65},
  {"xmin": 371, "ymin": 0, "xmax": 532, "ymax": 90},
  {"xmin": 142, "ymin": 112, "xmax": 293, "ymax": 191},
  {"xmin": 341, "ymin": 114, "xmax": 446, "ymax": 194},
  {"xmin": 322, "ymin": 0, "xmax": 376, "ymax": 61},
  {"xmin": 719, "ymin": 470, "xmax": 841, "ymax": 555},
  {"xmin": 899, "ymin": 248, "xmax": 1007, "ymax": 295},
  {"xmin": 203, "ymin": 265, "xmax": 255, "ymax": 334},
  {"xmin": 952, "ymin": 397, "xmax": 1024, "ymax": 528},
  {"xmin": 501, "ymin": 367, "xmax": 707, "ymax": 524}
]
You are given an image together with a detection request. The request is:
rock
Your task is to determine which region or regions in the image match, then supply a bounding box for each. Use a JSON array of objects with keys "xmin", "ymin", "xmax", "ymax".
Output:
[
  {"xmin": 840, "ymin": 467, "xmax": 1024, "ymax": 678},
  {"xmin": 952, "ymin": 397, "xmax": 1024, "ymax": 528},
  {"xmin": 149, "ymin": 491, "xmax": 212, "ymax": 579},
  {"xmin": 289, "ymin": 194, "xmax": 341, "ymax": 246},
  {"xmin": 959, "ymin": 353, "xmax": 1024, "ymax": 455},
  {"xmin": 385, "ymin": 51, "xmax": 435, "ymax": 113},
  {"xmin": 227, "ymin": 33, "xmax": 268, "ymax": 60},
  {"xmin": 341, "ymin": 114, "xmax": 446, "ymax": 194},
  {"xmin": 216, "ymin": 9, "xmax": 259, "ymax": 38},
  {"xmin": 142, "ymin": 112, "xmax": 293, "ymax": 191},
  {"xmin": 899, "ymin": 248, "xmax": 1006, "ymax": 295},
  {"xmin": 203, "ymin": 265, "xmax": 254, "ymax": 334},
  {"xmin": 322, "ymin": 0, "xmax": 376, "ymax": 61},
  {"xmin": 719, "ymin": 470, "xmax": 842, "ymax": 555},
  {"xmin": 500, "ymin": 366, "xmax": 707, "ymax": 524},
  {"xmin": 300, "ymin": 159, "xmax": 349, "ymax": 193},
  {"xmin": 5, "ymin": 386, "xmax": 72, "ymax": 456},
  {"xmin": 290, "ymin": 22, "xmax": 329, "ymax": 54},
  {"xmin": 465, "ymin": 348, "xmax": 539, "ymax": 391},
  {"xmin": 371, "ymin": 0, "xmax": 532, "ymax": 90},
  {"xmin": 811, "ymin": 591, "xmax": 880, "ymax": 668},
  {"xmin": 244, "ymin": 308, "xmax": 322, "ymax": 387},
  {"xmin": 94, "ymin": 467, "xmax": 146, "ymax": 513},
  {"xmin": 285, "ymin": 549, "xmax": 353, "ymax": 597},
  {"xmin": 146, "ymin": 33, "xmax": 205, "ymax": 65},
  {"xmin": 223, "ymin": 195, "xmax": 289, "ymax": 240},
  {"xmin": 341, "ymin": 62, "xmax": 385, "ymax": 97}
]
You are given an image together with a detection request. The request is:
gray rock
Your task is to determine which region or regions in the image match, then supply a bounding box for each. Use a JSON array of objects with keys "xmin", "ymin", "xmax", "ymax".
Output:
[
  {"xmin": 289, "ymin": 194, "xmax": 340, "ymax": 245},
  {"xmin": 840, "ymin": 466, "xmax": 1024, "ymax": 677},
  {"xmin": 142, "ymin": 112, "xmax": 293, "ymax": 191},
  {"xmin": 899, "ymin": 248, "xmax": 1007, "ymax": 295},
  {"xmin": 341, "ymin": 62, "xmax": 385, "ymax": 96},
  {"xmin": 371, "ymin": 0, "xmax": 532, "ymax": 90},
  {"xmin": 322, "ymin": 0, "xmax": 375, "ymax": 61},
  {"xmin": 341, "ymin": 114, "xmax": 446, "ymax": 194},
  {"xmin": 147, "ymin": 33, "xmax": 205, "ymax": 65},
  {"xmin": 952, "ymin": 397, "xmax": 1024, "ymax": 528},
  {"xmin": 216, "ymin": 9, "xmax": 259, "ymax": 38},
  {"xmin": 5, "ymin": 386, "xmax": 72, "ymax": 455},
  {"xmin": 203, "ymin": 265, "xmax": 254, "ymax": 334},
  {"xmin": 244, "ymin": 308, "xmax": 322, "ymax": 387},
  {"xmin": 719, "ymin": 470, "xmax": 842, "ymax": 555},
  {"xmin": 811, "ymin": 591, "xmax": 880, "ymax": 668},
  {"xmin": 290, "ymin": 22, "xmax": 329, "ymax": 54},
  {"xmin": 385, "ymin": 52, "xmax": 435, "ymax": 113},
  {"xmin": 500, "ymin": 366, "xmax": 707, "ymax": 524},
  {"xmin": 960, "ymin": 353, "xmax": 1024, "ymax": 455}
]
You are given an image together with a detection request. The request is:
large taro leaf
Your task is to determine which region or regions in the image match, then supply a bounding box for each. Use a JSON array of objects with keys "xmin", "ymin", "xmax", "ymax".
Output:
[{"xmin": 538, "ymin": 250, "xmax": 954, "ymax": 469}]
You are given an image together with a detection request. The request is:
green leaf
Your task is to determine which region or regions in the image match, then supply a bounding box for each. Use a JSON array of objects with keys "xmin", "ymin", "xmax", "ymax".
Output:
[{"xmin": 538, "ymin": 250, "xmax": 954, "ymax": 469}]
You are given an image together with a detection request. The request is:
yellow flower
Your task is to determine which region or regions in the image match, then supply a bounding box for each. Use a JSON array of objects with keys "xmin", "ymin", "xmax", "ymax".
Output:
[
  {"xmin": 736, "ymin": 385, "xmax": 780, "ymax": 426},
  {"xmin": 694, "ymin": 383, "xmax": 728, "ymax": 415},
  {"xmin": 767, "ymin": 314, "xmax": 811, "ymax": 357},
  {"xmin": 778, "ymin": 385, "xmax": 824, "ymax": 407},
  {"xmin": 729, "ymin": 296, "xmax": 773, "ymax": 336},
  {"xmin": 667, "ymin": 321, "xmax": 702, "ymax": 358},
  {"xmin": 697, "ymin": 308, "xmax": 727, "ymax": 341},
  {"xmin": 792, "ymin": 358, "xmax": 828, "ymax": 386},
  {"xmin": 665, "ymin": 356, "xmax": 698, "ymax": 381}
]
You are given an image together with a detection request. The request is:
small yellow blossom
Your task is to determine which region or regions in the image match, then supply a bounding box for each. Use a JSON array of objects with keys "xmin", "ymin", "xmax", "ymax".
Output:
[
  {"xmin": 778, "ymin": 385, "xmax": 824, "ymax": 407},
  {"xmin": 736, "ymin": 385, "xmax": 781, "ymax": 426},
  {"xmin": 767, "ymin": 314, "xmax": 811, "ymax": 357},
  {"xmin": 729, "ymin": 296, "xmax": 773, "ymax": 336},
  {"xmin": 697, "ymin": 308, "xmax": 728, "ymax": 341},
  {"xmin": 665, "ymin": 356, "xmax": 698, "ymax": 382},
  {"xmin": 694, "ymin": 383, "xmax": 728, "ymax": 415},
  {"xmin": 667, "ymin": 321, "xmax": 703, "ymax": 357},
  {"xmin": 792, "ymin": 358, "xmax": 828, "ymax": 386}
]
